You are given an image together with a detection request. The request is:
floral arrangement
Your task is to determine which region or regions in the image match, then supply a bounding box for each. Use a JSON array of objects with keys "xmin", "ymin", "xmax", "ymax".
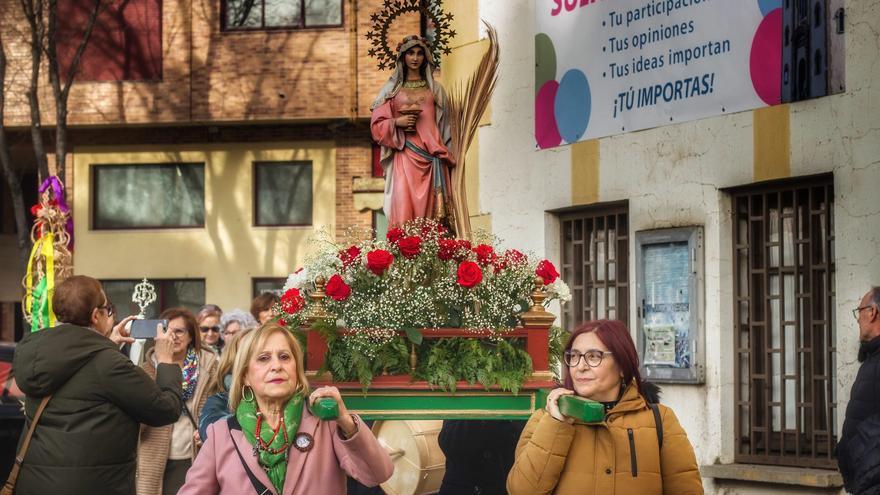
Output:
[{"xmin": 276, "ymin": 218, "xmax": 571, "ymax": 391}]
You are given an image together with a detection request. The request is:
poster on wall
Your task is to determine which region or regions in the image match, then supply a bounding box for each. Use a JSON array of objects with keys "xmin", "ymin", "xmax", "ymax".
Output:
[{"xmin": 535, "ymin": 0, "xmax": 783, "ymax": 148}]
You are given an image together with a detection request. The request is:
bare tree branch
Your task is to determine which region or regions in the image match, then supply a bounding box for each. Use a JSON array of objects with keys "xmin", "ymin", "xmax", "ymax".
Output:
[
  {"xmin": 20, "ymin": 0, "xmax": 50, "ymax": 180},
  {"xmin": 46, "ymin": 0, "xmax": 103, "ymax": 180},
  {"xmin": 0, "ymin": 32, "xmax": 34, "ymax": 273}
]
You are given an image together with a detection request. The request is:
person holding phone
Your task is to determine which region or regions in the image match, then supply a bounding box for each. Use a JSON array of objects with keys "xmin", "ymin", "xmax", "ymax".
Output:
[
  {"xmin": 137, "ymin": 307, "xmax": 219, "ymax": 495},
  {"xmin": 179, "ymin": 323, "xmax": 393, "ymax": 495},
  {"xmin": 12, "ymin": 275, "xmax": 182, "ymax": 495},
  {"xmin": 507, "ymin": 320, "xmax": 703, "ymax": 495}
]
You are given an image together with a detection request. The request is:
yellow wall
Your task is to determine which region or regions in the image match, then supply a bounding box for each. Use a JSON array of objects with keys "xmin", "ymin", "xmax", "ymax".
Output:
[
  {"xmin": 439, "ymin": 0, "xmax": 489, "ymax": 232},
  {"xmin": 72, "ymin": 143, "xmax": 336, "ymax": 310}
]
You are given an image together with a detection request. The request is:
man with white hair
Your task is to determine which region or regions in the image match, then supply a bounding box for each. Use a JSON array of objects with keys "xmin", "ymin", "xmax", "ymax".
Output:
[{"xmin": 837, "ymin": 287, "xmax": 880, "ymax": 495}]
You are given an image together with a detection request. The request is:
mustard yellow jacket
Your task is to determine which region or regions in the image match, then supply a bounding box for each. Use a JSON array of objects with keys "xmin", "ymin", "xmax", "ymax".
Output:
[{"xmin": 507, "ymin": 383, "xmax": 703, "ymax": 495}]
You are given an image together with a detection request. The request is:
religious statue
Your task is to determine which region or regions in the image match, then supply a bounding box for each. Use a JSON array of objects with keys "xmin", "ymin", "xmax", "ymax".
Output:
[
  {"xmin": 366, "ymin": 0, "xmax": 498, "ymax": 239},
  {"xmin": 370, "ymin": 34, "xmax": 457, "ymax": 229}
]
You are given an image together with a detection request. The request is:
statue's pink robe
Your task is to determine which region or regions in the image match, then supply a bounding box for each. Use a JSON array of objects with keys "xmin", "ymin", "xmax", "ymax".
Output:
[{"xmin": 370, "ymin": 87, "xmax": 455, "ymax": 226}]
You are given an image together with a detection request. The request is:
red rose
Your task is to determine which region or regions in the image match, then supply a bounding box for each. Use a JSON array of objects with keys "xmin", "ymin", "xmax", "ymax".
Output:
[
  {"xmin": 386, "ymin": 227, "xmax": 405, "ymax": 245},
  {"xmin": 474, "ymin": 244, "xmax": 496, "ymax": 266},
  {"xmin": 536, "ymin": 260, "xmax": 559, "ymax": 285},
  {"xmin": 504, "ymin": 249, "xmax": 527, "ymax": 265},
  {"xmin": 456, "ymin": 261, "xmax": 483, "ymax": 288},
  {"xmin": 437, "ymin": 238, "xmax": 458, "ymax": 261},
  {"xmin": 325, "ymin": 274, "xmax": 351, "ymax": 301},
  {"xmin": 338, "ymin": 245, "xmax": 361, "ymax": 268},
  {"xmin": 281, "ymin": 288, "xmax": 305, "ymax": 314},
  {"xmin": 397, "ymin": 236, "xmax": 422, "ymax": 258},
  {"xmin": 278, "ymin": 318, "xmax": 288, "ymax": 327},
  {"xmin": 457, "ymin": 240, "xmax": 472, "ymax": 251},
  {"xmin": 366, "ymin": 249, "xmax": 394, "ymax": 275}
]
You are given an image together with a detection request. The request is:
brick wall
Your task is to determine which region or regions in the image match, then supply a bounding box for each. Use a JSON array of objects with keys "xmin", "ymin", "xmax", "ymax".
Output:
[{"xmin": 0, "ymin": 0, "xmax": 420, "ymax": 126}]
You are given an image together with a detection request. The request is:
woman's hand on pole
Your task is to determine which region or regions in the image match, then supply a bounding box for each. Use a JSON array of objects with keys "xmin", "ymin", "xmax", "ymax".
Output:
[
  {"xmin": 546, "ymin": 387, "xmax": 576, "ymax": 424},
  {"xmin": 309, "ymin": 386, "xmax": 356, "ymax": 436}
]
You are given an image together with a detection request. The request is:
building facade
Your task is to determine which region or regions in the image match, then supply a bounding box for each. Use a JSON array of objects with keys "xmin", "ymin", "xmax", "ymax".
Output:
[
  {"xmin": 442, "ymin": 0, "xmax": 878, "ymax": 493},
  {"xmin": 0, "ymin": 0, "xmax": 420, "ymax": 334}
]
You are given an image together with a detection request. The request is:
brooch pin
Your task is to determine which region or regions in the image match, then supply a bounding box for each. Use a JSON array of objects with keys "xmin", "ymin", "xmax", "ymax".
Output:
[{"xmin": 294, "ymin": 432, "xmax": 314, "ymax": 452}]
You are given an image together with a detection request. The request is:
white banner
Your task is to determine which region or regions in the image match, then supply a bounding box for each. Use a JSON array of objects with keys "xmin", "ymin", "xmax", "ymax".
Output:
[{"xmin": 535, "ymin": 0, "xmax": 783, "ymax": 148}]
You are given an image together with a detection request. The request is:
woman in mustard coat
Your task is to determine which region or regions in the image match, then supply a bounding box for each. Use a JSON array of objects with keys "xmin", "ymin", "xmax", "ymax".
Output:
[{"xmin": 507, "ymin": 320, "xmax": 703, "ymax": 495}]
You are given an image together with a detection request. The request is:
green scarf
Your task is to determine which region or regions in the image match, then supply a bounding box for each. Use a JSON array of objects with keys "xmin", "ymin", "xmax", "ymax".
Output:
[{"xmin": 236, "ymin": 393, "xmax": 304, "ymax": 494}]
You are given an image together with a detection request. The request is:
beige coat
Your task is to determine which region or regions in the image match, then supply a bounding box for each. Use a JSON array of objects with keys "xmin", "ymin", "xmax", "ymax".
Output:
[
  {"xmin": 507, "ymin": 383, "xmax": 703, "ymax": 495},
  {"xmin": 136, "ymin": 348, "xmax": 218, "ymax": 495}
]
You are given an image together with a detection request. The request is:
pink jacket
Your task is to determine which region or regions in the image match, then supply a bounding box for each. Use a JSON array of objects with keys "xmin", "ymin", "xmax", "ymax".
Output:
[{"xmin": 179, "ymin": 407, "xmax": 393, "ymax": 495}]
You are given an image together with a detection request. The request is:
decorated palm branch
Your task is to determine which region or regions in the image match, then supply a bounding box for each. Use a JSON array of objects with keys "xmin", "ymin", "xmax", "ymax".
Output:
[
  {"xmin": 21, "ymin": 177, "xmax": 73, "ymax": 331},
  {"xmin": 446, "ymin": 22, "xmax": 500, "ymax": 239}
]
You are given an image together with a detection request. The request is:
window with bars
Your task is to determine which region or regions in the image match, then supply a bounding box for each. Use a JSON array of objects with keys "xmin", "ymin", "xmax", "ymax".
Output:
[
  {"xmin": 731, "ymin": 174, "xmax": 836, "ymax": 468},
  {"xmin": 559, "ymin": 203, "xmax": 629, "ymax": 330}
]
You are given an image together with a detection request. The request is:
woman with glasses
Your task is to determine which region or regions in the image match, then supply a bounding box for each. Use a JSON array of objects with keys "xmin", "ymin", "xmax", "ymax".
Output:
[
  {"xmin": 137, "ymin": 307, "xmax": 219, "ymax": 495},
  {"xmin": 197, "ymin": 304, "xmax": 224, "ymax": 354},
  {"xmin": 507, "ymin": 320, "xmax": 703, "ymax": 494}
]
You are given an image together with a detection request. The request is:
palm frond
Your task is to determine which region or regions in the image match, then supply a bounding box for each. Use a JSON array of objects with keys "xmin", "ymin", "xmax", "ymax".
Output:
[{"xmin": 447, "ymin": 21, "xmax": 500, "ymax": 240}]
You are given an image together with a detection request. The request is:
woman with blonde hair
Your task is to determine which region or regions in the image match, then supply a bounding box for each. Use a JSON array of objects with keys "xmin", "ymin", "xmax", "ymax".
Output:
[
  {"xmin": 180, "ymin": 324, "xmax": 393, "ymax": 494},
  {"xmin": 198, "ymin": 326, "xmax": 254, "ymax": 441}
]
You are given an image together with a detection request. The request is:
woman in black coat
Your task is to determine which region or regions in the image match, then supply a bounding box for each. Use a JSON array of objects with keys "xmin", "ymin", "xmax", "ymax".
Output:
[{"xmin": 12, "ymin": 276, "xmax": 183, "ymax": 495}]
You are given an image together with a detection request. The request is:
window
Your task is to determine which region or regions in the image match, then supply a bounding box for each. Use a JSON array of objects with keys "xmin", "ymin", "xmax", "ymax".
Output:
[
  {"xmin": 223, "ymin": 0, "xmax": 343, "ymax": 30},
  {"xmin": 254, "ymin": 161, "xmax": 312, "ymax": 226},
  {"xmin": 373, "ymin": 209, "xmax": 388, "ymax": 239},
  {"xmin": 57, "ymin": 0, "xmax": 162, "ymax": 81},
  {"xmin": 635, "ymin": 227, "xmax": 704, "ymax": 384},
  {"xmin": 101, "ymin": 279, "xmax": 206, "ymax": 319},
  {"xmin": 731, "ymin": 174, "xmax": 836, "ymax": 468},
  {"xmin": 253, "ymin": 278, "xmax": 286, "ymax": 299},
  {"xmin": 92, "ymin": 163, "xmax": 205, "ymax": 229},
  {"xmin": 558, "ymin": 202, "xmax": 629, "ymax": 329}
]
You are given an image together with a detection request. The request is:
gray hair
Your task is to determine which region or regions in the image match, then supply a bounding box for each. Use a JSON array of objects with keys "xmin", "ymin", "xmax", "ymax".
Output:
[
  {"xmin": 871, "ymin": 287, "xmax": 880, "ymax": 308},
  {"xmin": 220, "ymin": 308, "xmax": 258, "ymax": 334}
]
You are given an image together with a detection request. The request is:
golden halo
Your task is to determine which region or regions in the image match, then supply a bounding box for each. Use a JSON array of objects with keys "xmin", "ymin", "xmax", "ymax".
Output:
[{"xmin": 365, "ymin": 0, "xmax": 455, "ymax": 71}]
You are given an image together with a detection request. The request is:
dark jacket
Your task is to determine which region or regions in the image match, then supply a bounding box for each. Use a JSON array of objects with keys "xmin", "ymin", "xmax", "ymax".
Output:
[
  {"xmin": 838, "ymin": 336, "xmax": 880, "ymax": 494},
  {"xmin": 438, "ymin": 420, "xmax": 526, "ymax": 495},
  {"xmin": 198, "ymin": 390, "xmax": 230, "ymax": 441},
  {"xmin": 12, "ymin": 324, "xmax": 183, "ymax": 495}
]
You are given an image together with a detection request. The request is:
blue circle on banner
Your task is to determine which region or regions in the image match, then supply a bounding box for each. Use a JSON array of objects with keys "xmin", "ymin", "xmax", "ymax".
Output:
[
  {"xmin": 554, "ymin": 69, "xmax": 591, "ymax": 143},
  {"xmin": 758, "ymin": 0, "xmax": 781, "ymax": 16}
]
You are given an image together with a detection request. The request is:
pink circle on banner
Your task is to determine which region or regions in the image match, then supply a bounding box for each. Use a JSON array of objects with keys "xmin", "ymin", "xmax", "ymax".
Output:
[
  {"xmin": 750, "ymin": 8, "xmax": 782, "ymax": 105},
  {"xmin": 536, "ymin": 80, "xmax": 562, "ymax": 149}
]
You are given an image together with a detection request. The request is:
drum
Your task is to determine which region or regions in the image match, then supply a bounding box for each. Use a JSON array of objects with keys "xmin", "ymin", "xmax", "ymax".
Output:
[{"xmin": 372, "ymin": 420, "xmax": 446, "ymax": 495}]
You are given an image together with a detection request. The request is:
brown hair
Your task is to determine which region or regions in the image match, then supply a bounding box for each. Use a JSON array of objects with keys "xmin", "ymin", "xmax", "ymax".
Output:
[
  {"xmin": 229, "ymin": 323, "xmax": 308, "ymax": 411},
  {"xmin": 52, "ymin": 275, "xmax": 105, "ymax": 327},
  {"xmin": 250, "ymin": 292, "xmax": 279, "ymax": 321},
  {"xmin": 159, "ymin": 307, "xmax": 201, "ymax": 354},
  {"xmin": 562, "ymin": 320, "xmax": 644, "ymax": 397}
]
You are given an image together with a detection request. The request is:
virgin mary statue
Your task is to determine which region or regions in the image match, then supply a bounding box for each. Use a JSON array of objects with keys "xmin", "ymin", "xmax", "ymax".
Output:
[{"xmin": 370, "ymin": 35, "xmax": 458, "ymax": 231}]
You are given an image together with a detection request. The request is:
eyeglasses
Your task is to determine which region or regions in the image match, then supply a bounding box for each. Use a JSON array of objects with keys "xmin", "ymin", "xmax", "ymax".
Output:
[
  {"xmin": 853, "ymin": 304, "xmax": 876, "ymax": 320},
  {"xmin": 167, "ymin": 328, "xmax": 188, "ymax": 338},
  {"xmin": 97, "ymin": 302, "xmax": 115, "ymax": 318},
  {"xmin": 199, "ymin": 325, "xmax": 221, "ymax": 334},
  {"xmin": 564, "ymin": 349, "xmax": 613, "ymax": 368}
]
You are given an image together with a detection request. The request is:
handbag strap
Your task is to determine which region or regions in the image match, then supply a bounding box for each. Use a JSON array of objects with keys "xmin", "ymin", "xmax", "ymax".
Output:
[
  {"xmin": 2, "ymin": 395, "xmax": 52, "ymax": 494},
  {"xmin": 227, "ymin": 415, "xmax": 273, "ymax": 495}
]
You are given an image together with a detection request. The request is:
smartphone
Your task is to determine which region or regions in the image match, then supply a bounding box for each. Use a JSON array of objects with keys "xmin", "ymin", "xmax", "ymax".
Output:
[{"xmin": 129, "ymin": 319, "xmax": 168, "ymax": 340}]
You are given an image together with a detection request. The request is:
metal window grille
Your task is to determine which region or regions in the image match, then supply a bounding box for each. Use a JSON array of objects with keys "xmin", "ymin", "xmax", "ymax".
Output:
[
  {"xmin": 732, "ymin": 175, "xmax": 836, "ymax": 468},
  {"xmin": 560, "ymin": 203, "xmax": 629, "ymax": 329}
]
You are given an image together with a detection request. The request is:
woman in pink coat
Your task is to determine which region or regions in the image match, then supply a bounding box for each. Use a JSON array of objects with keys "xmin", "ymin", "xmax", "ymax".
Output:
[{"xmin": 179, "ymin": 324, "xmax": 393, "ymax": 495}]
